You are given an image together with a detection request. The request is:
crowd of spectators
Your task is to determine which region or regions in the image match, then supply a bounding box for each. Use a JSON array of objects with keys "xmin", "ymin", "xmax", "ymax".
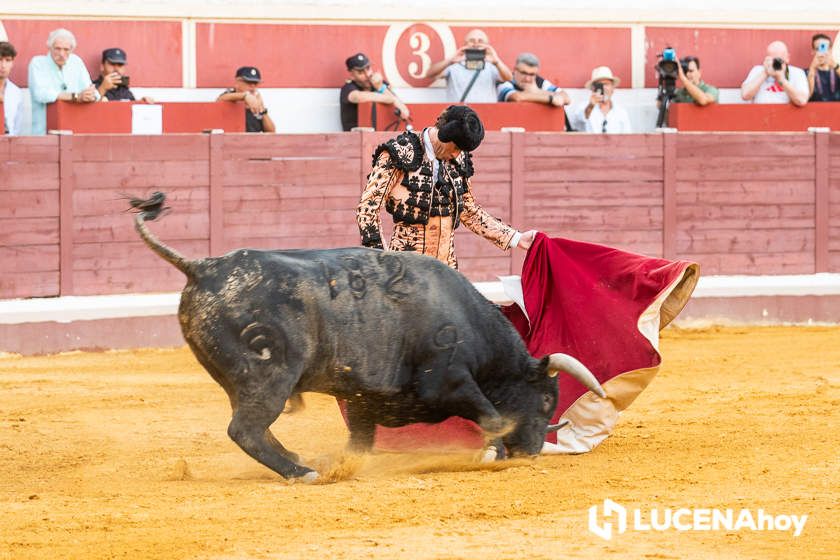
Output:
[
  {"xmin": 341, "ymin": 30, "xmax": 840, "ymax": 135},
  {"xmin": 1, "ymin": 26, "xmax": 839, "ymax": 136}
]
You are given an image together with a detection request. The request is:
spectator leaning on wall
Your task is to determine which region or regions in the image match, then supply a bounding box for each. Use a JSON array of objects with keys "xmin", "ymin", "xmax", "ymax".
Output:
[
  {"xmin": 339, "ymin": 52, "xmax": 409, "ymax": 131},
  {"xmin": 740, "ymin": 40, "xmax": 809, "ymax": 106},
  {"xmin": 217, "ymin": 66, "xmax": 276, "ymax": 133},
  {"xmin": 496, "ymin": 52, "xmax": 571, "ymax": 108},
  {"xmin": 28, "ymin": 28, "xmax": 99, "ymax": 135},
  {"xmin": 807, "ymin": 33, "xmax": 840, "ymax": 102},
  {"xmin": 0, "ymin": 41, "xmax": 25, "ymax": 136}
]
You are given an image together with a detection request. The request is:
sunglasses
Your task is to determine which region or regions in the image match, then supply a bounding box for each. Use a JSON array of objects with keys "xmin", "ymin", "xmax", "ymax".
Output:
[{"xmin": 514, "ymin": 68, "xmax": 538, "ymax": 77}]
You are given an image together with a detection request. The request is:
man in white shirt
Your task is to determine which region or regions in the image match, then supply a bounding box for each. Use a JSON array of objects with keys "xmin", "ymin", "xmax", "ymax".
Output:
[
  {"xmin": 28, "ymin": 28, "xmax": 99, "ymax": 135},
  {"xmin": 569, "ymin": 66, "xmax": 632, "ymax": 133},
  {"xmin": 0, "ymin": 41, "xmax": 24, "ymax": 136},
  {"xmin": 740, "ymin": 40, "xmax": 809, "ymax": 106},
  {"xmin": 426, "ymin": 29, "xmax": 513, "ymax": 103}
]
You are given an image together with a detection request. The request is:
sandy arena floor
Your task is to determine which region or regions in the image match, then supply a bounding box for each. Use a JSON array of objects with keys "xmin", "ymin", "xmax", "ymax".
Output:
[{"xmin": 1, "ymin": 325, "xmax": 838, "ymax": 559}]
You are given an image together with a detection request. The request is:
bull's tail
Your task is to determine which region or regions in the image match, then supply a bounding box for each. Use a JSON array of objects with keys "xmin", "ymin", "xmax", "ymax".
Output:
[{"xmin": 129, "ymin": 192, "xmax": 194, "ymax": 277}]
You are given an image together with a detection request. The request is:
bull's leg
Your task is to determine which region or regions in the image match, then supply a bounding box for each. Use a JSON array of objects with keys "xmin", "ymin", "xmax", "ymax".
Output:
[
  {"xmin": 265, "ymin": 430, "xmax": 300, "ymax": 463},
  {"xmin": 344, "ymin": 399, "xmax": 376, "ymax": 453},
  {"xmin": 419, "ymin": 369, "xmax": 507, "ymax": 435},
  {"xmin": 227, "ymin": 401, "xmax": 316, "ymax": 481}
]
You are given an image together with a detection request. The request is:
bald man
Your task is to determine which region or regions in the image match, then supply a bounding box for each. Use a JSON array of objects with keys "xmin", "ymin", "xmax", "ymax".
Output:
[
  {"xmin": 426, "ymin": 29, "xmax": 512, "ymax": 103},
  {"xmin": 741, "ymin": 40, "xmax": 809, "ymax": 106}
]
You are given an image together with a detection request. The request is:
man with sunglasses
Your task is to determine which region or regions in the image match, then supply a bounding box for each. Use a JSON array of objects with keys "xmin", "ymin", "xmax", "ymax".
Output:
[
  {"xmin": 496, "ymin": 52, "xmax": 571, "ymax": 107},
  {"xmin": 672, "ymin": 56, "xmax": 718, "ymax": 106}
]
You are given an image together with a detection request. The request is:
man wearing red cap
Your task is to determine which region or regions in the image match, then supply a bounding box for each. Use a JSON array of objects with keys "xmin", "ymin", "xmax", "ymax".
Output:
[{"xmin": 356, "ymin": 105, "xmax": 535, "ymax": 268}]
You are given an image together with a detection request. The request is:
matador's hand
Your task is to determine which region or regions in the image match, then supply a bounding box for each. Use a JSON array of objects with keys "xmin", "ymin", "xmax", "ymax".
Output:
[{"xmin": 517, "ymin": 230, "xmax": 538, "ymax": 250}]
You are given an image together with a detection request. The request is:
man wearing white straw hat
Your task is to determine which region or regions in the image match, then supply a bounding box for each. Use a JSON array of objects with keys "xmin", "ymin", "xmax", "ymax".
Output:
[{"xmin": 569, "ymin": 66, "xmax": 632, "ymax": 133}]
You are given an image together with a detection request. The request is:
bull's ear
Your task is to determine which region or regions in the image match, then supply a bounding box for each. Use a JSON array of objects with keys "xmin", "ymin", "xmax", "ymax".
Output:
[{"xmin": 531, "ymin": 356, "xmax": 553, "ymax": 382}]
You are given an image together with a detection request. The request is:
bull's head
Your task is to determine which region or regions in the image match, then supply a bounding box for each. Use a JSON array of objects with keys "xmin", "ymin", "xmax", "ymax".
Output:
[{"xmin": 500, "ymin": 353, "xmax": 605, "ymax": 457}]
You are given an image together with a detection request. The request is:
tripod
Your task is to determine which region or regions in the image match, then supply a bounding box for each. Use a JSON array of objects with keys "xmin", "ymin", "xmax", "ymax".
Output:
[{"xmin": 656, "ymin": 88, "xmax": 676, "ymax": 129}]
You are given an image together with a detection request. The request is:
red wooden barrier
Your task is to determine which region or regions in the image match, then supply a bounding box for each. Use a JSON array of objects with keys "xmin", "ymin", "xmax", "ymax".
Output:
[
  {"xmin": 357, "ymin": 102, "xmax": 567, "ymax": 132},
  {"xmin": 2, "ymin": 131, "xmax": 840, "ymax": 300},
  {"xmin": 669, "ymin": 103, "xmax": 840, "ymax": 132},
  {"xmin": 830, "ymin": 133, "xmax": 840, "ymax": 271},
  {"xmin": 0, "ymin": 136, "xmax": 61, "ymax": 298},
  {"xmin": 46, "ymin": 101, "xmax": 245, "ymax": 134}
]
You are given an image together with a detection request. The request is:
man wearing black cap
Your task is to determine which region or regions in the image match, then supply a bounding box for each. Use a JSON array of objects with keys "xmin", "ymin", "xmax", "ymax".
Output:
[
  {"xmin": 217, "ymin": 66, "xmax": 276, "ymax": 133},
  {"xmin": 357, "ymin": 105, "xmax": 536, "ymax": 268},
  {"xmin": 93, "ymin": 48, "xmax": 154, "ymax": 103},
  {"xmin": 340, "ymin": 52, "xmax": 409, "ymax": 131}
]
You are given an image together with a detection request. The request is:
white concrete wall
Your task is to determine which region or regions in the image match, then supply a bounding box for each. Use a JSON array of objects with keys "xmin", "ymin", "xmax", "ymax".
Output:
[{"xmin": 1, "ymin": 1, "xmax": 836, "ymax": 24}]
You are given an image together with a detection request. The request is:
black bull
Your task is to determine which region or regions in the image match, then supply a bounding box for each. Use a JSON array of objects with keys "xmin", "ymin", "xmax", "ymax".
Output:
[{"xmin": 132, "ymin": 194, "xmax": 604, "ymax": 481}]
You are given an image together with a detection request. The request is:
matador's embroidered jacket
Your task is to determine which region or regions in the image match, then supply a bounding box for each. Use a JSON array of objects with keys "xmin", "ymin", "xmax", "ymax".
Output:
[{"xmin": 356, "ymin": 130, "xmax": 515, "ymax": 269}]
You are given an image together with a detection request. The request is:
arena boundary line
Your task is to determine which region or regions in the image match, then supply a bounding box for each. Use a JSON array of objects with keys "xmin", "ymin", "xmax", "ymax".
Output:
[{"xmin": 2, "ymin": 274, "xmax": 840, "ymax": 325}]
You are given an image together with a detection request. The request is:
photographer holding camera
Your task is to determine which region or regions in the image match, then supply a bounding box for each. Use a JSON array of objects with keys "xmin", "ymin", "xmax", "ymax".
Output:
[
  {"xmin": 426, "ymin": 29, "xmax": 512, "ymax": 103},
  {"xmin": 807, "ymin": 33, "xmax": 840, "ymax": 102},
  {"xmin": 673, "ymin": 56, "xmax": 719, "ymax": 106},
  {"xmin": 93, "ymin": 48, "xmax": 154, "ymax": 103},
  {"xmin": 569, "ymin": 66, "xmax": 631, "ymax": 133},
  {"xmin": 740, "ymin": 41, "xmax": 808, "ymax": 106}
]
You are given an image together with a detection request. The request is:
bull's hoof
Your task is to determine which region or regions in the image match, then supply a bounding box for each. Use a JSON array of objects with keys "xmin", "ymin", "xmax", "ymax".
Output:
[
  {"xmin": 299, "ymin": 471, "xmax": 320, "ymax": 484},
  {"xmin": 479, "ymin": 445, "xmax": 507, "ymax": 463}
]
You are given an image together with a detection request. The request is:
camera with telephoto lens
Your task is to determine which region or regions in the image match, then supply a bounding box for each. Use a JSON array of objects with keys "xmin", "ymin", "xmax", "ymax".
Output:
[
  {"xmin": 464, "ymin": 48, "xmax": 486, "ymax": 71},
  {"xmin": 592, "ymin": 82, "xmax": 605, "ymax": 95},
  {"xmin": 119, "ymin": 75, "xmax": 130, "ymax": 87},
  {"xmin": 817, "ymin": 40, "xmax": 830, "ymax": 54},
  {"xmin": 655, "ymin": 47, "xmax": 680, "ymax": 128},
  {"xmin": 772, "ymin": 58, "xmax": 784, "ymax": 71}
]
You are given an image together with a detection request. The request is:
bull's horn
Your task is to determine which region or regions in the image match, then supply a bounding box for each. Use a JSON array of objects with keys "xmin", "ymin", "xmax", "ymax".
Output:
[
  {"xmin": 546, "ymin": 419, "xmax": 570, "ymax": 432},
  {"xmin": 547, "ymin": 353, "xmax": 607, "ymax": 398}
]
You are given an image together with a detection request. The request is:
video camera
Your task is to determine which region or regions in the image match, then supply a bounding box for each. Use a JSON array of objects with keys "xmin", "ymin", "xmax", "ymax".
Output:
[
  {"xmin": 655, "ymin": 47, "xmax": 679, "ymax": 128},
  {"xmin": 464, "ymin": 48, "xmax": 486, "ymax": 71}
]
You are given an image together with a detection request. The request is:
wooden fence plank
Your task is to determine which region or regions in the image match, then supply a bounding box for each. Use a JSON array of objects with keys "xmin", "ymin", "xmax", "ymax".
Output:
[
  {"xmin": 0, "ymin": 190, "xmax": 59, "ymax": 219},
  {"xmin": 525, "ymin": 156, "xmax": 664, "ymax": 182},
  {"xmin": 0, "ymin": 162, "xmax": 60, "ymax": 190},
  {"xmin": 0, "ymin": 272, "xmax": 59, "ymax": 298},
  {"xmin": 676, "ymin": 156, "xmax": 815, "ymax": 181},
  {"xmin": 74, "ymin": 212, "xmax": 209, "ymax": 243},
  {"xmin": 676, "ymin": 133, "xmax": 815, "ymax": 157},
  {"xmin": 71, "ymin": 134, "xmax": 208, "ymax": 161},
  {"xmin": 525, "ymin": 133, "xmax": 664, "ymax": 158},
  {"xmin": 2, "ymin": 245, "xmax": 60, "ymax": 272},
  {"xmin": 676, "ymin": 229, "xmax": 813, "ymax": 253},
  {"xmin": 72, "ymin": 160, "xmax": 209, "ymax": 189}
]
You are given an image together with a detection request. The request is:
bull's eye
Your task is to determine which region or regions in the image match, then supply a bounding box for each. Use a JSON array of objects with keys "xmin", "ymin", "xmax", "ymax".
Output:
[{"xmin": 542, "ymin": 393, "xmax": 554, "ymax": 414}]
